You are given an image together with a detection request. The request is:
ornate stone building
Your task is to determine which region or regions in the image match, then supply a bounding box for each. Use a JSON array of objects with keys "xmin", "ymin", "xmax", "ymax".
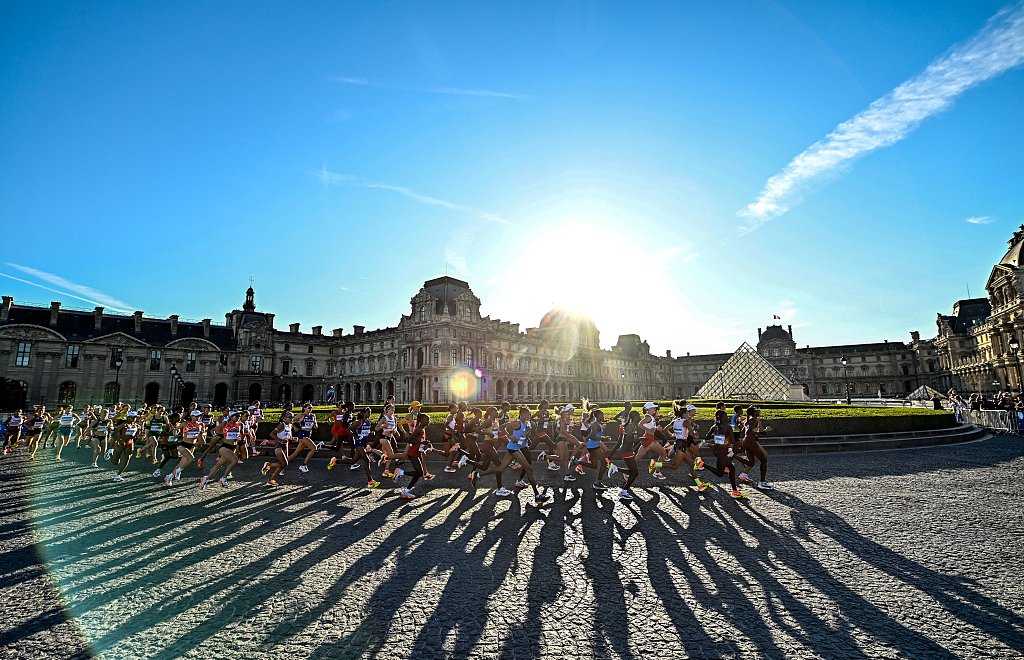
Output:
[{"xmin": 934, "ymin": 225, "xmax": 1024, "ymax": 393}]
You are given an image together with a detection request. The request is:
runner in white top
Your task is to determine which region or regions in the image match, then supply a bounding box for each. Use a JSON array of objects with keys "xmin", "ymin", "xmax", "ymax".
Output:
[{"xmin": 54, "ymin": 405, "xmax": 80, "ymax": 462}]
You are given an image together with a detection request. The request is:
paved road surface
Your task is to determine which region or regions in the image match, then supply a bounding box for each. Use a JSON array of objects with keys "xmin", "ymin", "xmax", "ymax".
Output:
[{"xmin": 1, "ymin": 437, "xmax": 1023, "ymax": 659}]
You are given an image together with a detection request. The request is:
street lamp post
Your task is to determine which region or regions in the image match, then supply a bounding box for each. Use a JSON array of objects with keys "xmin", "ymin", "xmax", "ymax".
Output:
[
  {"xmin": 840, "ymin": 356, "xmax": 851, "ymax": 405},
  {"xmin": 114, "ymin": 356, "xmax": 124, "ymax": 403},
  {"xmin": 1008, "ymin": 337, "xmax": 1023, "ymax": 394},
  {"xmin": 291, "ymin": 367, "xmax": 298, "ymax": 406},
  {"xmin": 170, "ymin": 365, "xmax": 179, "ymax": 407},
  {"xmin": 718, "ymin": 366, "xmax": 725, "ymax": 400}
]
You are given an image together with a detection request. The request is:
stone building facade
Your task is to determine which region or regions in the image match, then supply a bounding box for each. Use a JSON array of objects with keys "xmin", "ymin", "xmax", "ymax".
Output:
[
  {"xmin": 933, "ymin": 225, "xmax": 1024, "ymax": 394},
  {"xmin": 0, "ymin": 265, "xmax": 972, "ymax": 409}
]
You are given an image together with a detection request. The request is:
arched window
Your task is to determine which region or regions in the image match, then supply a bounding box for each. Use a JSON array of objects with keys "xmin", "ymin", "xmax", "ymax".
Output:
[
  {"xmin": 104, "ymin": 382, "xmax": 121, "ymax": 403},
  {"xmin": 57, "ymin": 381, "xmax": 77, "ymax": 404},
  {"xmin": 418, "ymin": 306, "xmax": 425, "ymax": 322}
]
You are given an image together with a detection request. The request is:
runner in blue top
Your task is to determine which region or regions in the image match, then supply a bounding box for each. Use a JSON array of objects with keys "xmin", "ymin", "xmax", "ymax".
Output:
[
  {"xmin": 328, "ymin": 407, "xmax": 381, "ymax": 489},
  {"xmin": 288, "ymin": 404, "xmax": 320, "ymax": 473},
  {"xmin": 575, "ymin": 410, "xmax": 619, "ymax": 491},
  {"xmin": 477, "ymin": 406, "xmax": 549, "ymax": 505}
]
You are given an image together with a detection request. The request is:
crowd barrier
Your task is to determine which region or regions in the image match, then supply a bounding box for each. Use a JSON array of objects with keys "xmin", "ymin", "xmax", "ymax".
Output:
[{"xmin": 971, "ymin": 408, "xmax": 1020, "ymax": 433}]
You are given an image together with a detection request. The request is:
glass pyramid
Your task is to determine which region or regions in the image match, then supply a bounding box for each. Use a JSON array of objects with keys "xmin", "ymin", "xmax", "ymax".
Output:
[{"xmin": 696, "ymin": 342, "xmax": 797, "ymax": 400}]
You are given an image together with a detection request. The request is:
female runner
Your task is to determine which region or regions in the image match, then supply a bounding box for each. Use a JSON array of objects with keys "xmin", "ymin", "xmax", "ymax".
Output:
[
  {"xmin": 576, "ymin": 409, "xmax": 615, "ymax": 491},
  {"xmin": 634, "ymin": 402, "xmax": 669, "ymax": 481},
  {"xmin": 738, "ymin": 406, "xmax": 774, "ymax": 490},
  {"xmin": 3, "ymin": 408, "xmax": 24, "ymax": 455},
  {"xmin": 464, "ymin": 407, "xmax": 505, "ymax": 494},
  {"xmin": 75, "ymin": 405, "xmax": 94, "ymax": 449},
  {"xmin": 398, "ymin": 413, "xmax": 430, "ymax": 499},
  {"xmin": 556, "ymin": 404, "xmax": 581, "ymax": 484},
  {"xmin": 658, "ymin": 403, "xmax": 709, "ymax": 490},
  {"xmin": 110, "ymin": 411, "xmax": 141, "ymax": 482},
  {"xmin": 164, "ymin": 410, "xmax": 204, "ymax": 487},
  {"xmin": 329, "ymin": 407, "xmax": 381, "ymax": 488},
  {"xmin": 376, "ymin": 404, "xmax": 400, "ymax": 479},
  {"xmin": 530, "ymin": 400, "xmax": 560, "ymax": 472},
  {"xmin": 262, "ymin": 412, "xmax": 294, "ymax": 487},
  {"xmin": 477, "ymin": 407, "xmax": 549, "ymax": 505},
  {"xmin": 155, "ymin": 407, "xmax": 183, "ymax": 478},
  {"xmin": 53, "ymin": 406, "xmax": 80, "ymax": 462},
  {"xmin": 26, "ymin": 406, "xmax": 49, "ymax": 459},
  {"xmin": 200, "ymin": 410, "xmax": 242, "ymax": 489},
  {"xmin": 702, "ymin": 410, "xmax": 747, "ymax": 498},
  {"xmin": 288, "ymin": 404, "xmax": 320, "ymax": 473},
  {"xmin": 616, "ymin": 410, "xmax": 642, "ymax": 499},
  {"xmin": 88, "ymin": 409, "xmax": 110, "ymax": 468}
]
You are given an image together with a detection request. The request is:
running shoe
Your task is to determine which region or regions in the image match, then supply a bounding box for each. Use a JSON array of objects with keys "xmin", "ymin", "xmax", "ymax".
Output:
[
  {"xmin": 563, "ymin": 474, "xmax": 576, "ymax": 482},
  {"xmin": 261, "ymin": 462, "xmax": 271, "ymax": 475},
  {"xmin": 199, "ymin": 476, "xmax": 208, "ymax": 491},
  {"xmin": 448, "ymin": 443, "xmax": 460, "ymax": 455},
  {"xmin": 299, "ymin": 465, "xmax": 309, "ymax": 473},
  {"xmin": 113, "ymin": 474, "xmax": 123, "ymax": 482},
  {"xmin": 268, "ymin": 479, "xmax": 279, "ymax": 487},
  {"xmin": 367, "ymin": 480, "xmax": 381, "ymax": 488},
  {"xmin": 173, "ymin": 468, "xmax": 182, "ymax": 481},
  {"xmin": 652, "ymin": 471, "xmax": 666, "ymax": 480},
  {"xmin": 443, "ymin": 466, "xmax": 457, "ymax": 473},
  {"xmin": 693, "ymin": 457, "xmax": 705, "ymax": 470},
  {"xmin": 394, "ymin": 468, "xmax": 405, "ymax": 480},
  {"xmin": 696, "ymin": 479, "xmax": 710, "ymax": 491},
  {"xmin": 618, "ymin": 488, "xmax": 633, "ymax": 500},
  {"xmin": 400, "ymin": 488, "xmax": 415, "ymax": 499},
  {"xmin": 316, "ymin": 441, "xmax": 325, "ymax": 450},
  {"xmin": 494, "ymin": 487, "xmax": 513, "ymax": 497},
  {"xmin": 756, "ymin": 481, "xmax": 775, "ymax": 490},
  {"xmin": 593, "ymin": 481, "xmax": 607, "ymax": 491},
  {"xmin": 423, "ymin": 472, "xmax": 436, "ymax": 481},
  {"xmin": 537, "ymin": 451, "xmax": 547, "ymax": 462},
  {"xmin": 350, "ymin": 463, "xmax": 361, "ymax": 471},
  {"xmin": 730, "ymin": 490, "xmax": 748, "ymax": 499},
  {"xmin": 534, "ymin": 494, "xmax": 550, "ymax": 505},
  {"xmin": 509, "ymin": 461, "xmax": 521, "ymax": 470},
  {"xmin": 648, "ymin": 459, "xmax": 656, "ymax": 474},
  {"xmin": 457, "ymin": 454, "xmax": 469, "ymax": 468},
  {"xmin": 575, "ymin": 464, "xmax": 585, "ymax": 475},
  {"xmin": 219, "ymin": 477, "xmax": 228, "ymax": 488},
  {"xmin": 164, "ymin": 474, "xmax": 173, "ymax": 488},
  {"xmin": 104, "ymin": 449, "xmax": 113, "ymax": 461},
  {"xmin": 382, "ymin": 471, "xmax": 394, "ymax": 479},
  {"xmin": 135, "ymin": 449, "xmax": 142, "ymax": 459},
  {"xmin": 89, "ymin": 462, "xmax": 98, "ymax": 468},
  {"xmin": 547, "ymin": 461, "xmax": 560, "ymax": 471},
  {"xmin": 197, "ymin": 458, "xmax": 204, "ymax": 469},
  {"xmin": 608, "ymin": 463, "xmax": 619, "ymax": 477},
  {"xmin": 738, "ymin": 473, "xmax": 753, "ymax": 484},
  {"xmin": 514, "ymin": 479, "xmax": 528, "ymax": 489},
  {"xmin": 469, "ymin": 470, "xmax": 478, "ymax": 487},
  {"xmin": 327, "ymin": 457, "xmax": 337, "ymax": 470}
]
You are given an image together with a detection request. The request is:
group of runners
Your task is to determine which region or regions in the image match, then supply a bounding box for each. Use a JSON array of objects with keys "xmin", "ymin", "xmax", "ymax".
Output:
[{"xmin": 2, "ymin": 397, "xmax": 776, "ymax": 504}]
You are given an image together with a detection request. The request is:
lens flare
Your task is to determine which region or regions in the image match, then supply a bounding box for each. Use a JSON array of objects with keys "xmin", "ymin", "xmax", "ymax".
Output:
[{"xmin": 448, "ymin": 367, "xmax": 480, "ymax": 401}]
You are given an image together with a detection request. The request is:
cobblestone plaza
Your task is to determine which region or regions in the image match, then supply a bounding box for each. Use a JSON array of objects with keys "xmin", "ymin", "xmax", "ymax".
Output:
[{"xmin": 3, "ymin": 438, "xmax": 1023, "ymax": 659}]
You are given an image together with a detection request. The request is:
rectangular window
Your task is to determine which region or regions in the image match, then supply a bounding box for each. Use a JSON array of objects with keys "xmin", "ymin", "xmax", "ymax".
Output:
[
  {"xmin": 65, "ymin": 345, "xmax": 80, "ymax": 369},
  {"xmin": 308, "ymin": 345, "xmax": 313, "ymax": 353},
  {"xmin": 282, "ymin": 359, "xmax": 291, "ymax": 375},
  {"xmin": 109, "ymin": 347, "xmax": 123, "ymax": 369},
  {"xmin": 15, "ymin": 341, "xmax": 32, "ymax": 367},
  {"xmin": 433, "ymin": 350, "xmax": 439, "ymax": 366},
  {"xmin": 305, "ymin": 360, "xmax": 314, "ymax": 376},
  {"xmin": 327, "ymin": 362, "xmax": 335, "ymax": 376},
  {"xmin": 186, "ymin": 351, "xmax": 197, "ymax": 372},
  {"xmin": 250, "ymin": 355, "xmax": 262, "ymax": 372},
  {"xmin": 451, "ymin": 349, "xmax": 458, "ymax": 366},
  {"xmin": 149, "ymin": 350, "xmax": 161, "ymax": 371}
]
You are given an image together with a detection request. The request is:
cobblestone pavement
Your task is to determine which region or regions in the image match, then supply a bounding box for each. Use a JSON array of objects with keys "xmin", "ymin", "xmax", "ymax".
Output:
[{"xmin": 2, "ymin": 436, "xmax": 1023, "ymax": 659}]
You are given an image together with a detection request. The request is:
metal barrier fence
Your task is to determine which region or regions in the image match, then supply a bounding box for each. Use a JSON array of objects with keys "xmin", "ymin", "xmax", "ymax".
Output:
[{"xmin": 972, "ymin": 408, "xmax": 1019, "ymax": 433}]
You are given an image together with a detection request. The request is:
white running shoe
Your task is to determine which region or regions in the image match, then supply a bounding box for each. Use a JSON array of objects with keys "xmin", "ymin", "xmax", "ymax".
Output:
[
  {"xmin": 547, "ymin": 461, "xmax": 560, "ymax": 471},
  {"xmin": 394, "ymin": 468, "xmax": 405, "ymax": 479},
  {"xmin": 457, "ymin": 454, "xmax": 469, "ymax": 468},
  {"xmin": 173, "ymin": 468, "xmax": 182, "ymax": 481},
  {"xmin": 756, "ymin": 481, "xmax": 775, "ymax": 490},
  {"xmin": 104, "ymin": 449, "xmax": 113, "ymax": 461},
  {"xmin": 153, "ymin": 469, "xmax": 162, "ymax": 477},
  {"xmin": 400, "ymin": 488, "xmax": 416, "ymax": 499},
  {"xmin": 618, "ymin": 488, "xmax": 633, "ymax": 500},
  {"xmin": 494, "ymin": 487, "xmax": 513, "ymax": 497},
  {"xmin": 199, "ymin": 476, "xmax": 208, "ymax": 491},
  {"xmin": 164, "ymin": 474, "xmax": 174, "ymax": 487},
  {"xmin": 509, "ymin": 461, "xmax": 521, "ymax": 470},
  {"xmin": 444, "ymin": 466, "xmax": 457, "ymax": 473},
  {"xmin": 113, "ymin": 474, "xmax": 123, "ymax": 482},
  {"xmin": 537, "ymin": 451, "xmax": 547, "ymax": 461},
  {"xmin": 514, "ymin": 479, "xmax": 528, "ymax": 489},
  {"xmin": 350, "ymin": 463, "xmax": 361, "ymax": 471},
  {"xmin": 608, "ymin": 463, "xmax": 619, "ymax": 476},
  {"xmin": 652, "ymin": 471, "xmax": 666, "ymax": 480},
  {"xmin": 299, "ymin": 464, "xmax": 309, "ymax": 473},
  {"xmin": 219, "ymin": 477, "xmax": 229, "ymax": 488}
]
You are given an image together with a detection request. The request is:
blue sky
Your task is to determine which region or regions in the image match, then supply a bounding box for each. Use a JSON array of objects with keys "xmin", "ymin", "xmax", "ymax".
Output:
[{"xmin": 2, "ymin": 1, "xmax": 1022, "ymax": 354}]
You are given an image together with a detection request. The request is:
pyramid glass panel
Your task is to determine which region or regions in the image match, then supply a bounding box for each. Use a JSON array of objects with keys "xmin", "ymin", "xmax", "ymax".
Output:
[{"xmin": 696, "ymin": 342, "xmax": 796, "ymax": 400}]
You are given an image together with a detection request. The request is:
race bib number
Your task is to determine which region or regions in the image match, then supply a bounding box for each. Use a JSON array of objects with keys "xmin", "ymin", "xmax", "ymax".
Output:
[
  {"xmin": 125, "ymin": 427, "xmax": 138, "ymax": 437},
  {"xmin": 714, "ymin": 435, "xmax": 726, "ymax": 445},
  {"xmin": 226, "ymin": 431, "xmax": 240, "ymax": 440},
  {"xmin": 60, "ymin": 415, "xmax": 74, "ymax": 425},
  {"xmin": 186, "ymin": 429, "xmax": 200, "ymax": 439}
]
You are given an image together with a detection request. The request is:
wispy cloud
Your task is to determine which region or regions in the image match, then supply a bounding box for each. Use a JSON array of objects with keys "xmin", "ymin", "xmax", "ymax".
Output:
[
  {"xmin": 966, "ymin": 215, "xmax": 995, "ymax": 224},
  {"xmin": 0, "ymin": 266, "xmax": 134, "ymax": 312},
  {"xmin": 739, "ymin": 2, "xmax": 1024, "ymax": 232},
  {"xmin": 318, "ymin": 166, "xmax": 511, "ymax": 225},
  {"xmin": 325, "ymin": 108, "xmax": 354, "ymax": 123},
  {"xmin": 329, "ymin": 75, "xmax": 525, "ymax": 100}
]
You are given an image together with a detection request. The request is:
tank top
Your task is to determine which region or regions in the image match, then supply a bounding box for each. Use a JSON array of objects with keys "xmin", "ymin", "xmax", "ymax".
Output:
[
  {"xmin": 223, "ymin": 421, "xmax": 242, "ymax": 442},
  {"xmin": 382, "ymin": 414, "xmax": 397, "ymax": 435},
  {"xmin": 276, "ymin": 424, "xmax": 293, "ymax": 441},
  {"xmin": 60, "ymin": 414, "xmax": 75, "ymax": 426},
  {"xmin": 510, "ymin": 420, "xmax": 530, "ymax": 449},
  {"xmin": 671, "ymin": 418, "xmax": 686, "ymax": 440},
  {"xmin": 183, "ymin": 422, "xmax": 202, "ymax": 442},
  {"xmin": 300, "ymin": 414, "xmax": 315, "ymax": 430},
  {"xmin": 357, "ymin": 419, "xmax": 372, "ymax": 441}
]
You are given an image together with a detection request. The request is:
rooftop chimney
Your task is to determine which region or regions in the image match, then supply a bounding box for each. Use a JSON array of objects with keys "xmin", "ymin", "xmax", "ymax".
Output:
[
  {"xmin": 666, "ymin": 349, "xmax": 672, "ymax": 358},
  {"xmin": 289, "ymin": 323, "xmax": 300, "ymax": 334},
  {"xmin": 94, "ymin": 306, "xmax": 104, "ymax": 330},
  {"xmin": 353, "ymin": 325, "xmax": 365, "ymax": 335},
  {"xmin": 202, "ymin": 318, "xmax": 211, "ymax": 338},
  {"xmin": 49, "ymin": 301, "xmax": 60, "ymax": 326},
  {"xmin": 312, "ymin": 325, "xmax": 322, "ymax": 336},
  {"xmin": 787, "ymin": 324, "xmax": 793, "ymax": 338},
  {"xmin": 134, "ymin": 311, "xmax": 143, "ymax": 333},
  {"xmin": 170, "ymin": 315, "xmax": 179, "ymax": 336},
  {"xmin": 757, "ymin": 327, "xmax": 762, "ymax": 339},
  {"xmin": 1, "ymin": 296, "xmax": 12, "ymax": 322},
  {"xmin": 332, "ymin": 328, "xmax": 344, "ymax": 337}
]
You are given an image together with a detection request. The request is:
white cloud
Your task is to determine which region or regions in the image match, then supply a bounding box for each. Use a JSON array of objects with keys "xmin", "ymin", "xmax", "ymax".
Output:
[
  {"xmin": 3, "ymin": 263, "xmax": 134, "ymax": 312},
  {"xmin": 427, "ymin": 86, "xmax": 524, "ymax": 100},
  {"xmin": 338, "ymin": 286, "xmax": 351, "ymax": 292},
  {"xmin": 329, "ymin": 75, "xmax": 368, "ymax": 85},
  {"xmin": 739, "ymin": 2, "xmax": 1024, "ymax": 231},
  {"xmin": 966, "ymin": 215, "xmax": 994, "ymax": 224},
  {"xmin": 329, "ymin": 75, "xmax": 524, "ymax": 100},
  {"xmin": 318, "ymin": 167, "xmax": 511, "ymax": 225}
]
